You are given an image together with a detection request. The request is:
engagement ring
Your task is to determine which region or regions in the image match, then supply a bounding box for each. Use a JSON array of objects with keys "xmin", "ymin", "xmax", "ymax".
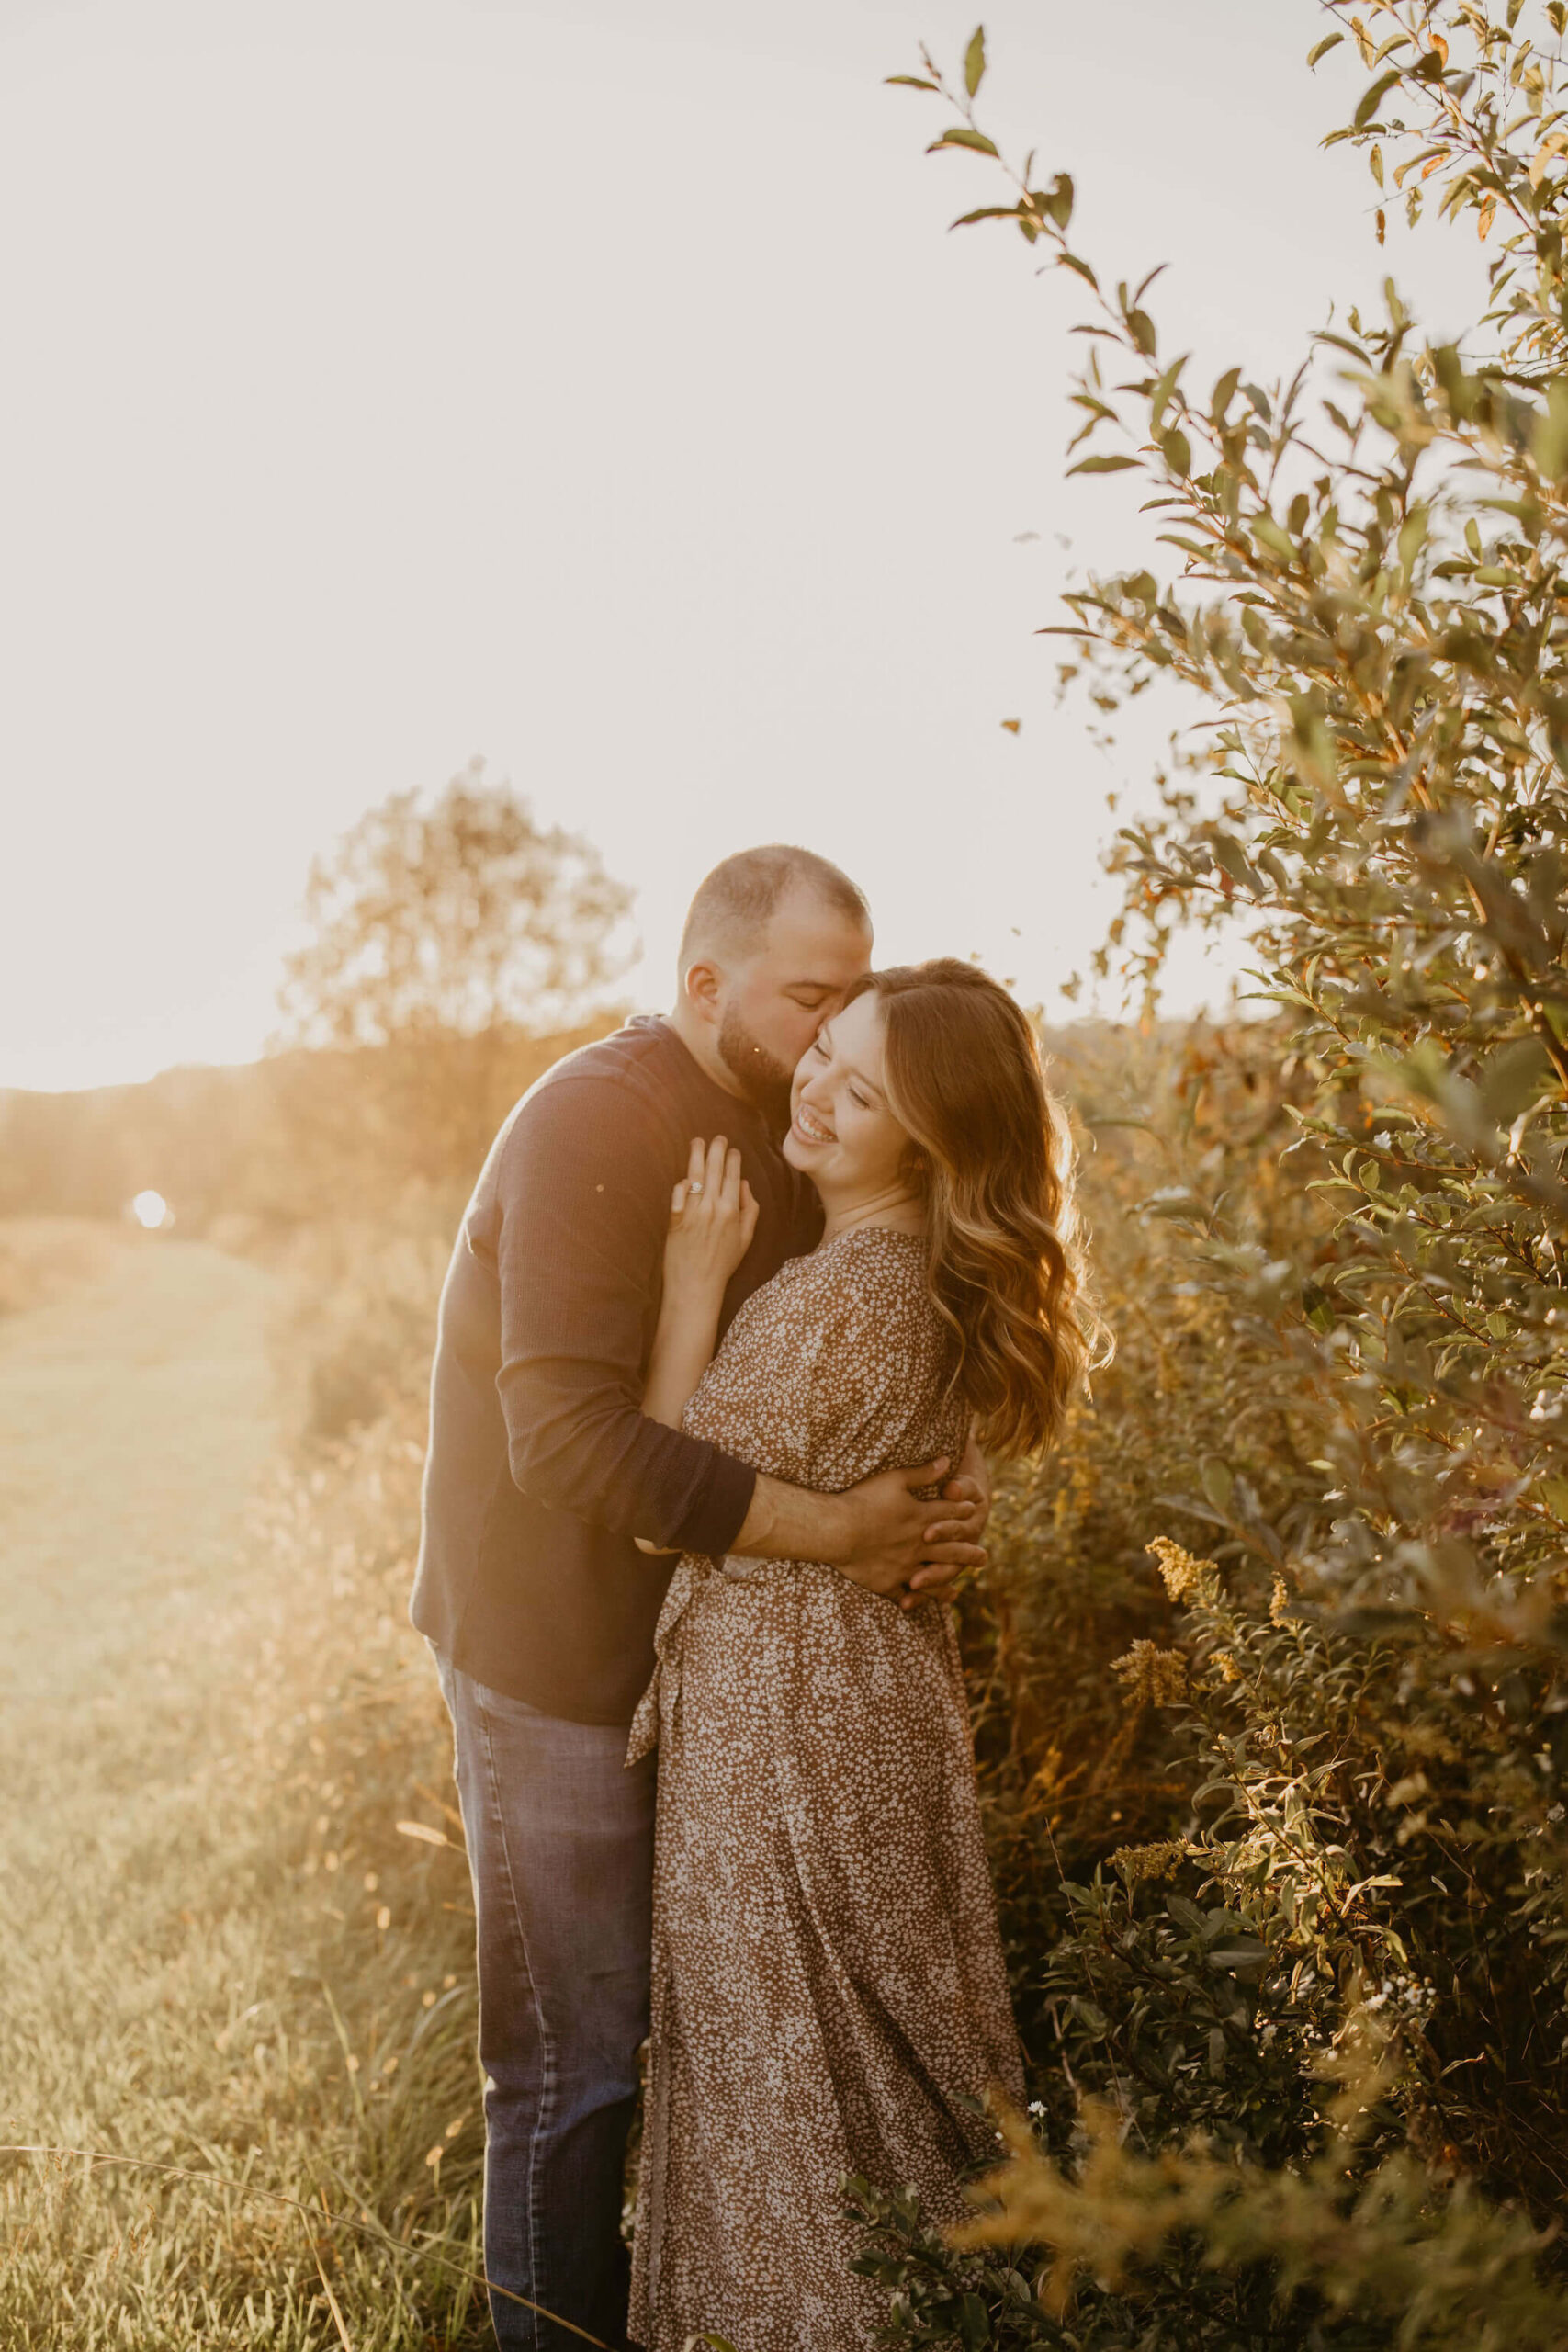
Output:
[{"xmin": 687, "ymin": 1181, "xmax": 704, "ymax": 1197}]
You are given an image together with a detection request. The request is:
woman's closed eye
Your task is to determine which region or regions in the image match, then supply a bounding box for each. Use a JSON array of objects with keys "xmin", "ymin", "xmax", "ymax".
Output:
[{"xmin": 811, "ymin": 1037, "xmax": 868, "ymax": 1107}]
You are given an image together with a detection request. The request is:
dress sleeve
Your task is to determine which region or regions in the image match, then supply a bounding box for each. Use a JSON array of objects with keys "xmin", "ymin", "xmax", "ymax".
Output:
[{"xmin": 798, "ymin": 1255, "xmax": 952, "ymax": 1494}]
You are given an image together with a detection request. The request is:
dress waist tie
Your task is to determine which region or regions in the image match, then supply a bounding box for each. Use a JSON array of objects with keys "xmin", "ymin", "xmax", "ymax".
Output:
[{"xmin": 626, "ymin": 1552, "xmax": 711, "ymax": 1766}]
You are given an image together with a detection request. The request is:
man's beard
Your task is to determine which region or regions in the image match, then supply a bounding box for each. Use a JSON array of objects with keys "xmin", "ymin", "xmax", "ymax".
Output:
[{"xmin": 717, "ymin": 1004, "xmax": 795, "ymax": 1129}]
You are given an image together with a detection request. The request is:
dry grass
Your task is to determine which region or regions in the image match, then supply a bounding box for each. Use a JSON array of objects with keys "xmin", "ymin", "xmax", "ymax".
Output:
[
  {"xmin": 0, "ymin": 1235, "xmax": 498, "ymax": 2348},
  {"xmin": 0, "ymin": 1216, "xmax": 122, "ymax": 1317}
]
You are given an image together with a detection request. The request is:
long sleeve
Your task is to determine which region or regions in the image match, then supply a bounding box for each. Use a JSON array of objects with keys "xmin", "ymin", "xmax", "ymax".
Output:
[{"xmin": 488, "ymin": 1072, "xmax": 757, "ymax": 1555}]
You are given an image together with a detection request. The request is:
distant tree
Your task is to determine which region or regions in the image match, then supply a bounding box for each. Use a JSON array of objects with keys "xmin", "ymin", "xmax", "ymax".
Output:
[
  {"xmin": 277, "ymin": 759, "xmax": 632, "ymax": 1050},
  {"xmin": 273, "ymin": 763, "xmax": 630, "ymax": 1204}
]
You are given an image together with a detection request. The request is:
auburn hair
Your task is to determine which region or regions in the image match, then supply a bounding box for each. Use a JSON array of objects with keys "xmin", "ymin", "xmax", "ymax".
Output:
[{"xmin": 846, "ymin": 959, "xmax": 1104, "ymax": 1459}]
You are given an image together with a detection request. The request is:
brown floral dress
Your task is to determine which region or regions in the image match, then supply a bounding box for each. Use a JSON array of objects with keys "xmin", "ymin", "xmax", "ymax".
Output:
[{"xmin": 626, "ymin": 1226, "xmax": 1023, "ymax": 2352}]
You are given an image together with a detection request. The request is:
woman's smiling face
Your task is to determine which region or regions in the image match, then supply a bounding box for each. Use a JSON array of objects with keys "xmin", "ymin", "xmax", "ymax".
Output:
[{"xmin": 783, "ymin": 989, "xmax": 911, "ymax": 1202}]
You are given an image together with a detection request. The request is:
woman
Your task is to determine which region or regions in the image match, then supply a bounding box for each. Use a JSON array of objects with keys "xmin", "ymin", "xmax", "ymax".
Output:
[{"xmin": 626, "ymin": 959, "xmax": 1096, "ymax": 2350}]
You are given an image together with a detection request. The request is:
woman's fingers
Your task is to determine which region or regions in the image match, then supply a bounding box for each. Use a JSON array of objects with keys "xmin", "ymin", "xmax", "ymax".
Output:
[{"xmin": 677, "ymin": 1138, "xmax": 753, "ymax": 1256}]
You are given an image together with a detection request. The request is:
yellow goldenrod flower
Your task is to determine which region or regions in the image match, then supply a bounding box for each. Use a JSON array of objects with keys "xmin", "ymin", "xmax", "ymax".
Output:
[
  {"xmin": 1109, "ymin": 1838, "xmax": 1192, "ymax": 1888},
  {"xmin": 1146, "ymin": 1536, "xmax": 1222, "ymax": 1607},
  {"xmin": 1112, "ymin": 1639, "xmax": 1189, "ymax": 1708}
]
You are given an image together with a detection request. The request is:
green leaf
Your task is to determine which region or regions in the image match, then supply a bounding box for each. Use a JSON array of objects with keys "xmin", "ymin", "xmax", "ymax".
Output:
[
  {"xmin": 928, "ymin": 124, "xmax": 998, "ymax": 158},
  {"xmin": 1201, "ymin": 1457, "xmax": 1235, "ymax": 1512},
  {"xmin": 884, "ymin": 74, "xmax": 939, "ymax": 90},
  {"xmin": 1253, "ymin": 514, "xmax": 1298, "ymax": 562},
  {"xmin": 1538, "ymin": 1476, "xmax": 1568, "ymax": 1521},
  {"xmin": 1308, "ymin": 30, "xmax": 1345, "ymax": 65},
  {"xmin": 1149, "ymin": 355, "xmax": 1185, "ymax": 432},
  {"xmin": 1302, "ymin": 1282, "xmax": 1336, "ymax": 1333},
  {"xmin": 949, "ymin": 205, "xmax": 1025, "ymax": 230},
  {"xmin": 1480, "ymin": 1038, "xmax": 1551, "ymax": 1125},
  {"xmin": 1126, "ymin": 308, "xmax": 1157, "ymax": 356},
  {"xmin": 963, "ymin": 24, "xmax": 987, "ymax": 98},
  {"xmin": 1534, "ymin": 379, "xmax": 1568, "ymax": 479},
  {"xmin": 1355, "ymin": 70, "xmax": 1403, "ymax": 129},
  {"xmin": 1067, "ymin": 453, "xmax": 1140, "ymax": 474},
  {"xmin": 1210, "ymin": 832, "xmax": 1255, "ymax": 890},
  {"xmin": 958, "ymin": 2293, "xmax": 991, "ymax": 2350}
]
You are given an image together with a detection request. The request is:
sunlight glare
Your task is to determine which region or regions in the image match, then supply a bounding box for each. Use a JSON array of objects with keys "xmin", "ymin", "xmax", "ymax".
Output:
[{"xmin": 130, "ymin": 1190, "xmax": 172, "ymax": 1231}]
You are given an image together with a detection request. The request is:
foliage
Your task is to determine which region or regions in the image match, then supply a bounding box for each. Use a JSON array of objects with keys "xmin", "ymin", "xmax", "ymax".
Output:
[
  {"xmin": 870, "ymin": 2, "xmax": 1568, "ymax": 2341},
  {"xmin": 277, "ymin": 756, "xmax": 631, "ymax": 1052},
  {"xmin": 962, "ymin": 1017, "xmax": 1324, "ymax": 1916}
]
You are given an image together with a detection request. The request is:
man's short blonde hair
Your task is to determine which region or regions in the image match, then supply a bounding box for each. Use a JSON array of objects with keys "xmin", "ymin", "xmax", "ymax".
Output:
[{"xmin": 679, "ymin": 844, "xmax": 871, "ymax": 967}]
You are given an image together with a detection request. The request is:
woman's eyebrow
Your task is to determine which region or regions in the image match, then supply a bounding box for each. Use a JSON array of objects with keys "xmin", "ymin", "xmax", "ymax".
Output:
[{"xmin": 815, "ymin": 1023, "xmax": 885, "ymax": 1101}]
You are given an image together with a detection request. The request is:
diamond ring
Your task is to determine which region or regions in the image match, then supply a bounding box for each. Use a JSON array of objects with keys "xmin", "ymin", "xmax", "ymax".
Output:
[{"xmin": 687, "ymin": 1180, "xmax": 704, "ymax": 1197}]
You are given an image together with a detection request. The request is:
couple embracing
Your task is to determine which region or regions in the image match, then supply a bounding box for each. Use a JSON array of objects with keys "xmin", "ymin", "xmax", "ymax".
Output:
[{"xmin": 412, "ymin": 845, "xmax": 1094, "ymax": 2351}]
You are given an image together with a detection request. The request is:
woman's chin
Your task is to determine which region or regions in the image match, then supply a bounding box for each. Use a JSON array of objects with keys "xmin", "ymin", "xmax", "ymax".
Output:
[{"xmin": 782, "ymin": 1128, "xmax": 806, "ymax": 1170}]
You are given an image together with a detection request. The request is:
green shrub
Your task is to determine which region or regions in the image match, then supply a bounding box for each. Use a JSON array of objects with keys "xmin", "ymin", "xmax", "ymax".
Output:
[{"xmin": 865, "ymin": 2, "xmax": 1568, "ymax": 2338}]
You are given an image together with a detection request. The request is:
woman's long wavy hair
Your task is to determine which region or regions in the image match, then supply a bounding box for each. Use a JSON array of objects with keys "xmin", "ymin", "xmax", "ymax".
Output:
[{"xmin": 846, "ymin": 959, "xmax": 1105, "ymax": 1460}]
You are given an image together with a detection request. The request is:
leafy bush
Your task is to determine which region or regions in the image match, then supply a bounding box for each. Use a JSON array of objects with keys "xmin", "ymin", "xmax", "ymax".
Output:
[{"xmin": 864, "ymin": 3, "xmax": 1568, "ymax": 2340}]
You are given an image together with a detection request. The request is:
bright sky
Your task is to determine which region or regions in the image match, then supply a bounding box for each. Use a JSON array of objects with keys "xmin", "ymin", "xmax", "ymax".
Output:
[{"xmin": 1, "ymin": 0, "xmax": 1488, "ymax": 1092}]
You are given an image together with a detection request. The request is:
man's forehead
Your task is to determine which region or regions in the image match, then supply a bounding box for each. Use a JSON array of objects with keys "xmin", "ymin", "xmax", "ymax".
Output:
[
  {"xmin": 760, "ymin": 890, "xmax": 872, "ymax": 968},
  {"xmin": 778, "ymin": 972, "xmax": 859, "ymax": 995}
]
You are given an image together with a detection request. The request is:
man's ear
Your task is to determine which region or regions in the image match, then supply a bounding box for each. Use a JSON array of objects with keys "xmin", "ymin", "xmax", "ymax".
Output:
[{"xmin": 681, "ymin": 956, "xmax": 724, "ymax": 1028}]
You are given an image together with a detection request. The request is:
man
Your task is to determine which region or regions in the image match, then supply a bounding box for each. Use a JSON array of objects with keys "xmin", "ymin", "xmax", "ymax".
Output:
[{"xmin": 412, "ymin": 845, "xmax": 988, "ymax": 2349}]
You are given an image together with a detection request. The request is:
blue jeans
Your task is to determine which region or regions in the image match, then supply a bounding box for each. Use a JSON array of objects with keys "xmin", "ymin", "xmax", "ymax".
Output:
[{"xmin": 432, "ymin": 1648, "xmax": 656, "ymax": 2350}]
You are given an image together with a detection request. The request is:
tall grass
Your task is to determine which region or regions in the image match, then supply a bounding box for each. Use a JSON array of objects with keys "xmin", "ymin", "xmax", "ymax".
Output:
[{"xmin": 0, "ymin": 1223, "xmax": 509, "ymax": 2349}]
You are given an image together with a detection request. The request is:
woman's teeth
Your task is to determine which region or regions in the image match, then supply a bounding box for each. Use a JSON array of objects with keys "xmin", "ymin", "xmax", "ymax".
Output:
[{"xmin": 795, "ymin": 1103, "xmax": 834, "ymax": 1144}]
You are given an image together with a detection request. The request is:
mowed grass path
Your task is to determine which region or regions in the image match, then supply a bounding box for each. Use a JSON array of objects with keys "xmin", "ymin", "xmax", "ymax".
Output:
[
  {"xmin": 0, "ymin": 1232, "xmax": 277, "ymax": 1719},
  {"xmin": 0, "ymin": 1231, "xmax": 489, "ymax": 2350}
]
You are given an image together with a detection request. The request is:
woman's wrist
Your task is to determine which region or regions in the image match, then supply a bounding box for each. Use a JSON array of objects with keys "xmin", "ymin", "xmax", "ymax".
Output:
[{"xmin": 662, "ymin": 1274, "xmax": 727, "ymax": 1323}]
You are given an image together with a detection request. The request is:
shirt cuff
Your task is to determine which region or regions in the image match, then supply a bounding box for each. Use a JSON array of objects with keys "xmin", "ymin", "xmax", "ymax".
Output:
[{"xmin": 670, "ymin": 1448, "xmax": 757, "ymax": 1558}]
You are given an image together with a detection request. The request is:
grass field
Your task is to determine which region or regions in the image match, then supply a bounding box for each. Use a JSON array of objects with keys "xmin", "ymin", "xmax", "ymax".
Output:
[{"xmin": 0, "ymin": 1224, "xmax": 502, "ymax": 2350}]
